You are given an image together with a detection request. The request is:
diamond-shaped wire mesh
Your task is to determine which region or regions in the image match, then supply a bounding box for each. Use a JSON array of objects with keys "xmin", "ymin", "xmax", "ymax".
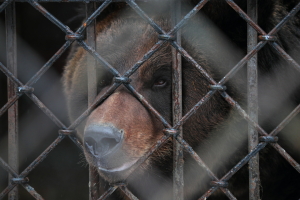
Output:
[{"xmin": 0, "ymin": 0, "xmax": 300, "ymax": 200}]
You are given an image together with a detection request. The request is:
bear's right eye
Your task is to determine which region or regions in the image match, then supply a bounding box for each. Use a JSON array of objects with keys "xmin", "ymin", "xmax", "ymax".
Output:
[{"xmin": 153, "ymin": 79, "xmax": 167, "ymax": 87}]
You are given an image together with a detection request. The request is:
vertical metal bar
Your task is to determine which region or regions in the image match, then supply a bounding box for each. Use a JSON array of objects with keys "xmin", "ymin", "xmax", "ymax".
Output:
[
  {"xmin": 247, "ymin": 1, "xmax": 260, "ymax": 199},
  {"xmin": 86, "ymin": 3, "xmax": 99, "ymax": 200},
  {"xmin": 6, "ymin": 2, "xmax": 19, "ymax": 200},
  {"xmin": 171, "ymin": 0, "xmax": 183, "ymax": 199}
]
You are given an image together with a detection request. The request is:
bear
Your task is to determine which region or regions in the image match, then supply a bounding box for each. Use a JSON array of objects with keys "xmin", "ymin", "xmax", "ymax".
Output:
[{"xmin": 63, "ymin": 0, "xmax": 300, "ymax": 199}]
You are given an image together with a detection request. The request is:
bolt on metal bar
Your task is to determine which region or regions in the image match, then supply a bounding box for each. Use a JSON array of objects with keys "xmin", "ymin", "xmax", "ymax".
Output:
[
  {"xmin": 0, "ymin": 158, "xmax": 45, "ymax": 200},
  {"xmin": 171, "ymin": 0, "xmax": 184, "ymax": 199},
  {"xmin": 5, "ymin": 3, "xmax": 18, "ymax": 199},
  {"xmin": 86, "ymin": 3, "xmax": 100, "ymax": 200},
  {"xmin": 247, "ymin": 0, "xmax": 260, "ymax": 199},
  {"xmin": 176, "ymin": 136, "xmax": 237, "ymax": 199},
  {"xmin": 199, "ymin": 142, "xmax": 268, "ymax": 199}
]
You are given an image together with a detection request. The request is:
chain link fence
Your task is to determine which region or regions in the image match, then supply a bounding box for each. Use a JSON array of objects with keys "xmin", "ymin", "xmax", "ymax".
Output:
[{"xmin": 1, "ymin": 0, "xmax": 300, "ymax": 199}]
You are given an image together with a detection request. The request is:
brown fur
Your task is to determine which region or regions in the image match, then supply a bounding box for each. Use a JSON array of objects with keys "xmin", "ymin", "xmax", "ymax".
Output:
[{"xmin": 64, "ymin": 1, "xmax": 300, "ymax": 199}]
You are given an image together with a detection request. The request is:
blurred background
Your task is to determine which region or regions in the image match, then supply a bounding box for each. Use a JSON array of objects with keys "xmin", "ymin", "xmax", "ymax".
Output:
[{"xmin": 0, "ymin": 3, "xmax": 89, "ymax": 199}]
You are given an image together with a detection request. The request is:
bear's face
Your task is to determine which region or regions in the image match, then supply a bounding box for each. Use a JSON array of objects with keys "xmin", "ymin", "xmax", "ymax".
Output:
[
  {"xmin": 63, "ymin": 7, "xmax": 234, "ymax": 183},
  {"xmin": 64, "ymin": 14, "xmax": 174, "ymax": 181}
]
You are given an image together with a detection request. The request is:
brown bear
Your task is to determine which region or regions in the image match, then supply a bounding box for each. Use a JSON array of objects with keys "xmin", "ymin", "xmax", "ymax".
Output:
[{"xmin": 63, "ymin": 1, "xmax": 300, "ymax": 199}]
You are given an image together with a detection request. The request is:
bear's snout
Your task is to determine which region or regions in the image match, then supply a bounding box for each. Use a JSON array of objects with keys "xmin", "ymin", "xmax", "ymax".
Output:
[{"xmin": 84, "ymin": 125, "xmax": 124, "ymax": 158}]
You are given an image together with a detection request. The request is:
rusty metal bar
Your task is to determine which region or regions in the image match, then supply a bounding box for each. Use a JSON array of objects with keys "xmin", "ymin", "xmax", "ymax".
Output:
[
  {"xmin": 220, "ymin": 90, "xmax": 300, "ymax": 173},
  {"xmin": 0, "ymin": 0, "xmax": 11, "ymax": 13},
  {"xmin": 217, "ymin": 41, "xmax": 266, "ymax": 86},
  {"xmin": 19, "ymin": 135, "xmax": 65, "ymax": 178},
  {"xmin": 77, "ymin": 0, "xmax": 112, "ymax": 34},
  {"xmin": 169, "ymin": 0, "xmax": 209, "ymax": 35},
  {"xmin": 77, "ymin": 40, "xmax": 121, "ymax": 77},
  {"xmin": 97, "ymin": 186, "xmax": 117, "ymax": 200},
  {"xmin": 270, "ymin": 104, "xmax": 300, "ymax": 136},
  {"xmin": 25, "ymin": 93, "xmax": 67, "ymax": 129},
  {"xmin": 5, "ymin": 2, "xmax": 18, "ymax": 199},
  {"xmin": 225, "ymin": 0, "xmax": 266, "ymax": 35},
  {"xmin": 0, "ymin": 158, "xmax": 45, "ymax": 200},
  {"xmin": 124, "ymin": 84, "xmax": 172, "ymax": 128},
  {"xmin": 28, "ymin": 0, "xmax": 72, "ymax": 34},
  {"xmin": 271, "ymin": 143, "xmax": 300, "ymax": 173},
  {"xmin": 270, "ymin": 42, "xmax": 300, "ymax": 73},
  {"xmin": 247, "ymin": 0, "xmax": 260, "ymax": 199},
  {"xmin": 171, "ymin": 0, "xmax": 183, "ymax": 199},
  {"xmin": 86, "ymin": 3, "xmax": 100, "ymax": 200},
  {"xmin": 268, "ymin": 1, "xmax": 300, "ymax": 36},
  {"xmin": 69, "ymin": 83, "xmax": 121, "ymax": 130},
  {"xmin": 123, "ymin": 40, "xmax": 166, "ymax": 77},
  {"xmin": 125, "ymin": 0, "xmax": 165, "ymax": 34},
  {"xmin": 126, "ymin": 134, "xmax": 171, "ymax": 179},
  {"xmin": 199, "ymin": 142, "xmax": 268, "ymax": 199},
  {"xmin": 176, "ymin": 136, "xmax": 237, "ymax": 199},
  {"xmin": 119, "ymin": 186, "xmax": 139, "ymax": 200},
  {"xmin": 174, "ymin": 90, "xmax": 216, "ymax": 129},
  {"xmin": 21, "ymin": 184, "xmax": 45, "ymax": 200},
  {"xmin": 26, "ymin": 41, "xmax": 72, "ymax": 86}
]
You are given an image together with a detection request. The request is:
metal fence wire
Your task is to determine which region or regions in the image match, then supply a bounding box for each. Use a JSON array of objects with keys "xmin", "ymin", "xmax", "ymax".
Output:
[{"xmin": 0, "ymin": 0, "xmax": 300, "ymax": 199}]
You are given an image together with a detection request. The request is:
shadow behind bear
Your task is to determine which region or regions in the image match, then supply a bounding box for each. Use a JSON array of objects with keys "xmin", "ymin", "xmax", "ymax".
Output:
[{"xmin": 63, "ymin": 1, "xmax": 300, "ymax": 199}]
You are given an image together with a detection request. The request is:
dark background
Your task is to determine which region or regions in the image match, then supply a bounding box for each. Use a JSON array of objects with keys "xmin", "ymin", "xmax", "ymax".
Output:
[{"xmin": 0, "ymin": 3, "xmax": 90, "ymax": 200}]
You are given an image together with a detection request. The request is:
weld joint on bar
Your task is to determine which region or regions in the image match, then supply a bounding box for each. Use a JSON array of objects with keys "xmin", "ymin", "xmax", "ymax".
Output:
[
  {"xmin": 59, "ymin": 129, "xmax": 76, "ymax": 136},
  {"xmin": 11, "ymin": 177, "xmax": 29, "ymax": 184},
  {"xmin": 65, "ymin": 33, "xmax": 84, "ymax": 41},
  {"xmin": 258, "ymin": 35, "xmax": 277, "ymax": 41},
  {"xmin": 17, "ymin": 86, "xmax": 34, "ymax": 93},
  {"xmin": 210, "ymin": 181, "xmax": 228, "ymax": 188},
  {"xmin": 110, "ymin": 182, "xmax": 127, "ymax": 187},
  {"xmin": 209, "ymin": 85, "xmax": 227, "ymax": 91},
  {"xmin": 163, "ymin": 128, "xmax": 179, "ymax": 137},
  {"xmin": 113, "ymin": 77, "xmax": 131, "ymax": 84},
  {"xmin": 158, "ymin": 34, "xmax": 175, "ymax": 41},
  {"xmin": 259, "ymin": 136, "xmax": 278, "ymax": 143}
]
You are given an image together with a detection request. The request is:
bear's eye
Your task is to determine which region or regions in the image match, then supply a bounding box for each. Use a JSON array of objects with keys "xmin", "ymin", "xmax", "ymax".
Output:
[{"xmin": 153, "ymin": 79, "xmax": 167, "ymax": 87}]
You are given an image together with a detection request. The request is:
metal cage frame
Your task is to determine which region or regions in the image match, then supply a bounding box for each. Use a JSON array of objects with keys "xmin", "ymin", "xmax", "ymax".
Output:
[{"xmin": 1, "ymin": 0, "xmax": 300, "ymax": 199}]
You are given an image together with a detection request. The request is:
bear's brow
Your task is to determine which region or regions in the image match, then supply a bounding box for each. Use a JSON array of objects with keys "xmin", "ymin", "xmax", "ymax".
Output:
[{"xmin": 139, "ymin": 46, "xmax": 172, "ymax": 77}]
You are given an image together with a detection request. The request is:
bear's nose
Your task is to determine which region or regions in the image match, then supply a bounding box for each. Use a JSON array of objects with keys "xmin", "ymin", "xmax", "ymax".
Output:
[{"xmin": 84, "ymin": 125, "xmax": 124, "ymax": 158}]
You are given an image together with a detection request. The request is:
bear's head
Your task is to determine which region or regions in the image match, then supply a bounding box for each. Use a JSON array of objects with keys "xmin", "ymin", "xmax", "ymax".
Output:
[{"xmin": 63, "ymin": 2, "xmax": 240, "ymax": 188}]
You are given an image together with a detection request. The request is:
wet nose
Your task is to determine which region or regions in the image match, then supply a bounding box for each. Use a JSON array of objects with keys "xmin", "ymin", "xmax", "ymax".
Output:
[{"xmin": 84, "ymin": 125, "xmax": 124, "ymax": 158}]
